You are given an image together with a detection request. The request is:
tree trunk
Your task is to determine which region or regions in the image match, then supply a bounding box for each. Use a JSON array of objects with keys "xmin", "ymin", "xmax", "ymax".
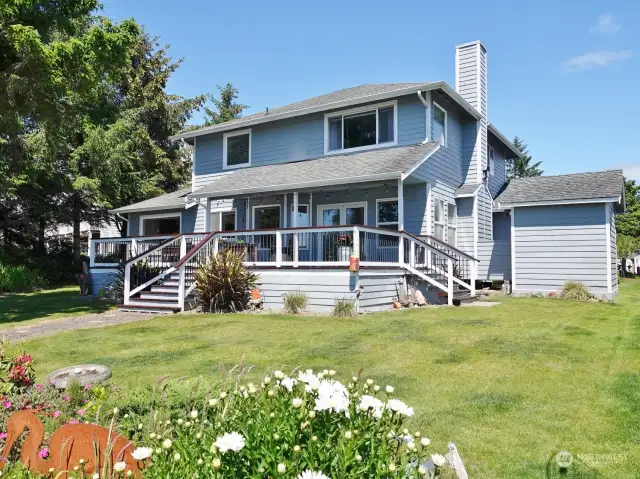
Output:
[
  {"xmin": 73, "ymin": 193, "xmax": 82, "ymax": 263},
  {"xmin": 0, "ymin": 206, "xmax": 9, "ymax": 254},
  {"xmin": 37, "ymin": 217, "xmax": 46, "ymax": 257}
]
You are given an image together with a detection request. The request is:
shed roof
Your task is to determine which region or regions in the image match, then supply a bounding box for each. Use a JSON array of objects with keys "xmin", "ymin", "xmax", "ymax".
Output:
[
  {"xmin": 190, "ymin": 143, "xmax": 440, "ymax": 199},
  {"xmin": 495, "ymin": 170, "xmax": 625, "ymax": 207},
  {"xmin": 455, "ymin": 184, "xmax": 482, "ymax": 198}
]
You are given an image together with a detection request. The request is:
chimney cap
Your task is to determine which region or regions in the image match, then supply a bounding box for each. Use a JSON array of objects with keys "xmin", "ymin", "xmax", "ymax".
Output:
[{"xmin": 455, "ymin": 40, "xmax": 487, "ymax": 51}]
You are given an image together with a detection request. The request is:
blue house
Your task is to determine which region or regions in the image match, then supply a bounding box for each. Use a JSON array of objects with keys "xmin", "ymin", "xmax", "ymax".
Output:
[{"xmin": 91, "ymin": 40, "xmax": 625, "ymax": 312}]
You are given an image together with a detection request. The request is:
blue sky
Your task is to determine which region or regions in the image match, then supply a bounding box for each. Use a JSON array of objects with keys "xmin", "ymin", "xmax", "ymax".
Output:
[{"xmin": 102, "ymin": 0, "xmax": 639, "ymax": 181}]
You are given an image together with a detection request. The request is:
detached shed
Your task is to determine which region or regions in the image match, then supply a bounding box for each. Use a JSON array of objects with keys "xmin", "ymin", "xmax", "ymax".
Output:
[{"xmin": 495, "ymin": 170, "xmax": 625, "ymax": 300}]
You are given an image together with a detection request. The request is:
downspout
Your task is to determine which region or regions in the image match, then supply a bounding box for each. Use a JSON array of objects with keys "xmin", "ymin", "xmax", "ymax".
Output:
[{"xmin": 417, "ymin": 90, "xmax": 430, "ymax": 144}]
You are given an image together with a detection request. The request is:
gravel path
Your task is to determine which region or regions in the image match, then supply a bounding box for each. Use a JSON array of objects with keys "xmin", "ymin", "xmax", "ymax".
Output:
[{"xmin": 1, "ymin": 310, "xmax": 160, "ymax": 341}]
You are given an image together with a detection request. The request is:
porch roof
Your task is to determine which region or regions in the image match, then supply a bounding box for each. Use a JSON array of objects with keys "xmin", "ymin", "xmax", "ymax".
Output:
[
  {"xmin": 111, "ymin": 187, "xmax": 193, "ymax": 214},
  {"xmin": 455, "ymin": 184, "xmax": 481, "ymax": 198},
  {"xmin": 189, "ymin": 142, "xmax": 440, "ymax": 199}
]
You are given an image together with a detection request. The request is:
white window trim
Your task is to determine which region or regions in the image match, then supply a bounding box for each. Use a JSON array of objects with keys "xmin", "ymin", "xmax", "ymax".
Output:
[
  {"xmin": 432, "ymin": 101, "xmax": 448, "ymax": 148},
  {"xmin": 223, "ymin": 129, "xmax": 252, "ymax": 170},
  {"xmin": 447, "ymin": 203, "xmax": 458, "ymax": 246},
  {"xmin": 139, "ymin": 212, "xmax": 182, "ymax": 236},
  {"xmin": 324, "ymin": 100, "xmax": 398, "ymax": 155},
  {"xmin": 214, "ymin": 208, "xmax": 237, "ymax": 231},
  {"xmin": 316, "ymin": 201, "xmax": 368, "ymax": 226},
  {"xmin": 251, "ymin": 203, "xmax": 281, "ymax": 230},
  {"xmin": 433, "ymin": 197, "xmax": 446, "ymax": 240},
  {"xmin": 488, "ymin": 145, "xmax": 495, "ymax": 176}
]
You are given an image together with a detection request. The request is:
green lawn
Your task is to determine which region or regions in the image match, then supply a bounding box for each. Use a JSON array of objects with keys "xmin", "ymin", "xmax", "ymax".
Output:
[
  {"xmin": 20, "ymin": 281, "xmax": 640, "ymax": 477},
  {"xmin": 0, "ymin": 287, "xmax": 113, "ymax": 328}
]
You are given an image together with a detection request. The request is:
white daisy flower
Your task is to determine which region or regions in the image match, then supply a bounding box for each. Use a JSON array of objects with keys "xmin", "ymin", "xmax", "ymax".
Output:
[
  {"xmin": 113, "ymin": 462, "xmax": 126, "ymax": 472},
  {"xmin": 431, "ymin": 453, "xmax": 446, "ymax": 467},
  {"xmin": 281, "ymin": 376, "xmax": 296, "ymax": 392},
  {"xmin": 292, "ymin": 397, "xmax": 303, "ymax": 408},
  {"xmin": 214, "ymin": 432, "xmax": 246, "ymax": 453},
  {"xmin": 131, "ymin": 447, "xmax": 153, "ymax": 461},
  {"xmin": 387, "ymin": 398, "xmax": 414, "ymax": 417}
]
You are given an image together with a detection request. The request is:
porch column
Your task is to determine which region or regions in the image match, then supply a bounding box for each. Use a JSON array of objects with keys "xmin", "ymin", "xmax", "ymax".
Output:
[
  {"xmin": 398, "ymin": 178, "xmax": 404, "ymax": 231},
  {"xmin": 246, "ymin": 198, "xmax": 251, "ymax": 230},
  {"xmin": 204, "ymin": 198, "xmax": 212, "ymax": 232},
  {"xmin": 283, "ymin": 193, "xmax": 288, "ymax": 228},
  {"xmin": 293, "ymin": 192, "xmax": 299, "ymax": 266}
]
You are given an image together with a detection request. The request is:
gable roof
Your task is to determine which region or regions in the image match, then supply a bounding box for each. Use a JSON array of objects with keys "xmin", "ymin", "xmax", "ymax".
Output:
[
  {"xmin": 190, "ymin": 143, "xmax": 440, "ymax": 199},
  {"xmin": 111, "ymin": 187, "xmax": 192, "ymax": 214},
  {"xmin": 495, "ymin": 170, "xmax": 625, "ymax": 207},
  {"xmin": 171, "ymin": 81, "xmax": 482, "ymax": 141},
  {"xmin": 487, "ymin": 124, "xmax": 521, "ymax": 158}
]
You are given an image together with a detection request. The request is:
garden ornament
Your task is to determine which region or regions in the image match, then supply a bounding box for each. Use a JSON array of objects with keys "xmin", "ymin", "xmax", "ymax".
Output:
[{"xmin": 0, "ymin": 410, "xmax": 139, "ymax": 477}]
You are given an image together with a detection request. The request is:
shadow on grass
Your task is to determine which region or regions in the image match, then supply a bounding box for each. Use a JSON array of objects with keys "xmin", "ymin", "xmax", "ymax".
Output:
[{"xmin": 0, "ymin": 288, "xmax": 112, "ymax": 326}]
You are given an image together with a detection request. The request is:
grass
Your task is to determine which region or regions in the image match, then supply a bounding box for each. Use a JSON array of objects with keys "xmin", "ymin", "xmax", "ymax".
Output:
[
  {"xmin": 0, "ymin": 287, "xmax": 114, "ymax": 328},
  {"xmin": 18, "ymin": 280, "xmax": 640, "ymax": 477}
]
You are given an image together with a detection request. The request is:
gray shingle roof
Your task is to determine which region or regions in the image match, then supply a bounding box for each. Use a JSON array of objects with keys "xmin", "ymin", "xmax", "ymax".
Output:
[
  {"xmin": 495, "ymin": 170, "xmax": 624, "ymax": 206},
  {"xmin": 191, "ymin": 143, "xmax": 440, "ymax": 199},
  {"xmin": 455, "ymin": 184, "xmax": 481, "ymax": 197},
  {"xmin": 111, "ymin": 187, "xmax": 191, "ymax": 214}
]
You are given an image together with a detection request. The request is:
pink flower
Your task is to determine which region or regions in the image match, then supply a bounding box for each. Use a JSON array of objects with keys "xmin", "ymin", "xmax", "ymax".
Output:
[
  {"xmin": 3, "ymin": 401, "xmax": 11, "ymax": 409},
  {"xmin": 38, "ymin": 447, "xmax": 49, "ymax": 459},
  {"xmin": 69, "ymin": 418, "xmax": 79, "ymax": 424},
  {"xmin": 53, "ymin": 410, "xmax": 60, "ymax": 418},
  {"xmin": 0, "ymin": 433, "xmax": 7, "ymax": 440},
  {"xmin": 77, "ymin": 409, "xmax": 85, "ymax": 416},
  {"xmin": 35, "ymin": 384, "xmax": 42, "ymax": 390},
  {"xmin": 63, "ymin": 396, "xmax": 71, "ymax": 402},
  {"xmin": 49, "ymin": 380, "xmax": 56, "ymax": 386},
  {"xmin": 83, "ymin": 384, "xmax": 92, "ymax": 390}
]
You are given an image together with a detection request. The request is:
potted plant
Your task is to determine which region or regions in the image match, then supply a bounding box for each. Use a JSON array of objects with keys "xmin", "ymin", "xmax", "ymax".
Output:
[{"xmin": 336, "ymin": 234, "xmax": 353, "ymax": 262}]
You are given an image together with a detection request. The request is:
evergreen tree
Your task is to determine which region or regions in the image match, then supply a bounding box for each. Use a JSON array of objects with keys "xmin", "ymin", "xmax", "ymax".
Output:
[
  {"xmin": 203, "ymin": 83, "xmax": 248, "ymax": 125},
  {"xmin": 617, "ymin": 179, "xmax": 640, "ymax": 238},
  {"xmin": 507, "ymin": 137, "xmax": 543, "ymax": 180}
]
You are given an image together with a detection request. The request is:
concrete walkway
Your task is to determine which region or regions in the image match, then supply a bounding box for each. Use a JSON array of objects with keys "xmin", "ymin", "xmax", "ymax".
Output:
[{"xmin": 1, "ymin": 310, "xmax": 159, "ymax": 341}]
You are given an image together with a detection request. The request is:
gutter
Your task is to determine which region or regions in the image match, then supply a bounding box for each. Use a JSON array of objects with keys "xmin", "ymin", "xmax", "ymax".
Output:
[
  {"xmin": 171, "ymin": 81, "xmax": 483, "ymax": 141},
  {"xmin": 488, "ymin": 123, "xmax": 521, "ymax": 158}
]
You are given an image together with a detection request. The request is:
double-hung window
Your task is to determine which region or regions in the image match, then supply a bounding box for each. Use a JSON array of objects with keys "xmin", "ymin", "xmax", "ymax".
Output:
[
  {"xmin": 377, "ymin": 198, "xmax": 399, "ymax": 247},
  {"xmin": 432, "ymin": 102, "xmax": 447, "ymax": 147},
  {"xmin": 434, "ymin": 198, "xmax": 445, "ymax": 240},
  {"xmin": 488, "ymin": 146, "xmax": 495, "ymax": 176},
  {"xmin": 447, "ymin": 203, "xmax": 457, "ymax": 246},
  {"xmin": 223, "ymin": 129, "xmax": 251, "ymax": 169},
  {"xmin": 326, "ymin": 102, "xmax": 396, "ymax": 154}
]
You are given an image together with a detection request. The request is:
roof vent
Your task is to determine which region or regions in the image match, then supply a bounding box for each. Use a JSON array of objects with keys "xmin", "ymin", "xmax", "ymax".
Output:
[{"xmin": 265, "ymin": 106, "xmax": 269, "ymax": 114}]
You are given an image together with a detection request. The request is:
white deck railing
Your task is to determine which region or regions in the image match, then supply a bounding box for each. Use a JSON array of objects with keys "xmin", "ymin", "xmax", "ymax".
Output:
[{"xmin": 115, "ymin": 226, "xmax": 477, "ymax": 308}]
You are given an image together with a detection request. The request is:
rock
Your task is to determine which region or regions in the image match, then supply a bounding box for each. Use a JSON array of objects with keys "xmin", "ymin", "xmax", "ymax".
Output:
[{"xmin": 414, "ymin": 288, "xmax": 427, "ymax": 306}]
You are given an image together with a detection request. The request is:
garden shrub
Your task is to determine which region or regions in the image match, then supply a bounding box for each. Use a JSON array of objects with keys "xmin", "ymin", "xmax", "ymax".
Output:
[
  {"xmin": 283, "ymin": 291, "xmax": 309, "ymax": 314},
  {"xmin": 104, "ymin": 262, "xmax": 126, "ymax": 303},
  {"xmin": 333, "ymin": 297, "xmax": 357, "ymax": 317},
  {"xmin": 195, "ymin": 250, "xmax": 259, "ymax": 312},
  {"xmin": 0, "ymin": 343, "xmax": 35, "ymax": 393},
  {"xmin": 561, "ymin": 281, "xmax": 592, "ymax": 301},
  {"xmin": 0, "ymin": 264, "xmax": 44, "ymax": 293}
]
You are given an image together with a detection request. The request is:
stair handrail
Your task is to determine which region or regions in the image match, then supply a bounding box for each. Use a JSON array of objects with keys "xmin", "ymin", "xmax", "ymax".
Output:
[
  {"xmin": 174, "ymin": 232, "xmax": 217, "ymax": 310},
  {"xmin": 418, "ymin": 234, "xmax": 479, "ymax": 262},
  {"xmin": 123, "ymin": 234, "xmax": 186, "ymax": 305}
]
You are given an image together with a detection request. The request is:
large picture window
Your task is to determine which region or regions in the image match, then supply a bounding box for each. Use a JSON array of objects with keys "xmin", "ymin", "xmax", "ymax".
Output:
[
  {"xmin": 253, "ymin": 205, "xmax": 281, "ymax": 229},
  {"xmin": 223, "ymin": 129, "xmax": 251, "ymax": 169},
  {"xmin": 447, "ymin": 203, "xmax": 457, "ymax": 246},
  {"xmin": 326, "ymin": 102, "xmax": 396, "ymax": 154},
  {"xmin": 140, "ymin": 213, "xmax": 181, "ymax": 235}
]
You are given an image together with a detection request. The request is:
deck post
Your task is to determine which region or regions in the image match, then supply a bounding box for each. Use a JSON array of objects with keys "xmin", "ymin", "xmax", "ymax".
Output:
[
  {"xmin": 470, "ymin": 260, "xmax": 477, "ymax": 296},
  {"xmin": 179, "ymin": 235, "xmax": 187, "ymax": 259},
  {"xmin": 410, "ymin": 240, "xmax": 415, "ymax": 267},
  {"xmin": 130, "ymin": 238, "xmax": 137, "ymax": 259},
  {"xmin": 88, "ymin": 238, "xmax": 95, "ymax": 267},
  {"xmin": 177, "ymin": 265, "xmax": 185, "ymax": 311},
  {"xmin": 398, "ymin": 234, "xmax": 404, "ymax": 266},
  {"xmin": 123, "ymin": 263, "xmax": 131, "ymax": 306},
  {"xmin": 213, "ymin": 236, "xmax": 219, "ymax": 257},
  {"xmin": 292, "ymin": 192, "xmax": 299, "ymax": 266},
  {"xmin": 205, "ymin": 198, "xmax": 212, "ymax": 232},
  {"xmin": 275, "ymin": 231, "xmax": 282, "ymax": 267},
  {"xmin": 352, "ymin": 226, "xmax": 360, "ymax": 260},
  {"xmin": 447, "ymin": 257, "xmax": 454, "ymax": 306}
]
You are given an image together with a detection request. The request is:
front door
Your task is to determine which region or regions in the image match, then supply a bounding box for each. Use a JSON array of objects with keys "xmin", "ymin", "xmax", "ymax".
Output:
[{"xmin": 317, "ymin": 202, "xmax": 366, "ymax": 261}]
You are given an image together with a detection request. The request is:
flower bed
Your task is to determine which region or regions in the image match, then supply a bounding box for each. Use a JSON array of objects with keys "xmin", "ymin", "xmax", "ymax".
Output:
[{"xmin": 0, "ymin": 366, "xmax": 459, "ymax": 478}]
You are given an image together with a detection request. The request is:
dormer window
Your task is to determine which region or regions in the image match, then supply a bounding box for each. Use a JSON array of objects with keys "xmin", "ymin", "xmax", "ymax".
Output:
[
  {"xmin": 223, "ymin": 129, "xmax": 251, "ymax": 169},
  {"xmin": 325, "ymin": 101, "xmax": 397, "ymax": 154},
  {"xmin": 432, "ymin": 102, "xmax": 447, "ymax": 147}
]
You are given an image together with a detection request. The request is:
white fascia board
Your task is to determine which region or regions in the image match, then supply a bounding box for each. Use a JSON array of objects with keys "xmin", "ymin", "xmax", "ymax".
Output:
[
  {"xmin": 497, "ymin": 196, "xmax": 621, "ymax": 208},
  {"xmin": 188, "ymin": 172, "xmax": 402, "ymax": 199},
  {"xmin": 110, "ymin": 203, "xmax": 188, "ymax": 215},
  {"xmin": 171, "ymin": 82, "xmax": 483, "ymax": 141},
  {"xmin": 488, "ymin": 123, "xmax": 521, "ymax": 158}
]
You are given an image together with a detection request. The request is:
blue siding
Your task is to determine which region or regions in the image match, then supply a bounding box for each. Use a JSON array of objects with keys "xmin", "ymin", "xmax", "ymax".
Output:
[
  {"xmin": 492, "ymin": 211, "xmax": 510, "ymax": 241},
  {"xmin": 513, "ymin": 204, "xmax": 611, "ymax": 297},
  {"xmin": 456, "ymin": 197, "xmax": 474, "ymax": 254},
  {"xmin": 194, "ymin": 94, "xmax": 427, "ymax": 178},
  {"xmin": 488, "ymin": 142, "xmax": 507, "ymax": 197}
]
